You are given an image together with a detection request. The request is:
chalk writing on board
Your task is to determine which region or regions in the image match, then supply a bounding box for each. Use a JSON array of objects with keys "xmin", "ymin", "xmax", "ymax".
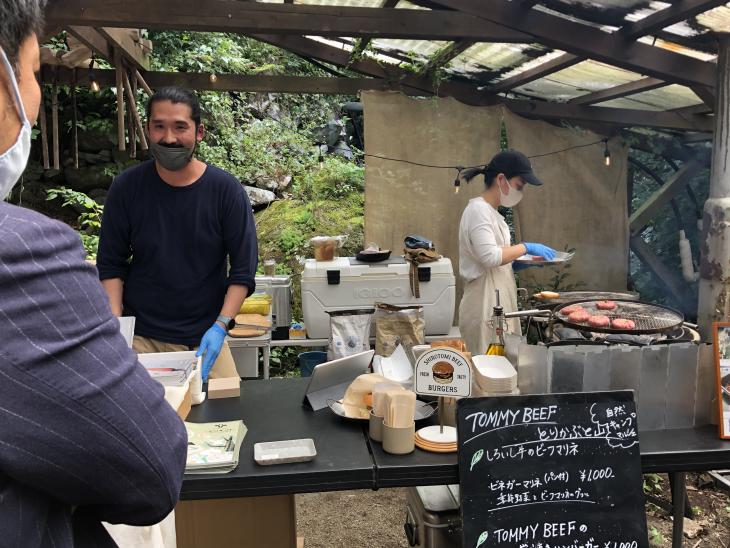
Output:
[{"xmin": 457, "ymin": 392, "xmax": 647, "ymax": 548}]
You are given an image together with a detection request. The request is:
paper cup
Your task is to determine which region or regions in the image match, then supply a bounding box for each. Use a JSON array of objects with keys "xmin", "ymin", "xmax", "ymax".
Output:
[
  {"xmin": 369, "ymin": 412, "xmax": 384, "ymax": 442},
  {"xmin": 382, "ymin": 421, "xmax": 415, "ymax": 455}
]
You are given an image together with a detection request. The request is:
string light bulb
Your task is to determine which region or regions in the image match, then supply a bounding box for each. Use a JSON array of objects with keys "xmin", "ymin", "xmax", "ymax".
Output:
[
  {"xmin": 209, "ymin": 73, "xmax": 218, "ymax": 84},
  {"xmin": 603, "ymin": 139, "xmax": 611, "ymax": 167},
  {"xmin": 88, "ymin": 54, "xmax": 100, "ymax": 93},
  {"xmin": 454, "ymin": 166, "xmax": 464, "ymax": 194}
]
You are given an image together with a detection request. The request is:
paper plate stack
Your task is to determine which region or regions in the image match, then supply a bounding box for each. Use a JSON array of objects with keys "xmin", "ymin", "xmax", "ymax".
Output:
[
  {"xmin": 471, "ymin": 355, "xmax": 519, "ymax": 395},
  {"xmin": 415, "ymin": 425, "xmax": 457, "ymax": 453}
]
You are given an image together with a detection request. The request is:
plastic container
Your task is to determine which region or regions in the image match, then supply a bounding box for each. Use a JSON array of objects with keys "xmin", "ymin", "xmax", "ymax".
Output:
[
  {"xmin": 310, "ymin": 236, "xmax": 344, "ymax": 261},
  {"xmin": 263, "ymin": 259, "xmax": 277, "ymax": 276},
  {"xmin": 382, "ymin": 421, "xmax": 415, "ymax": 455},
  {"xmin": 298, "ymin": 351, "xmax": 328, "ymax": 377},
  {"xmin": 254, "ymin": 439, "xmax": 316, "ymax": 465}
]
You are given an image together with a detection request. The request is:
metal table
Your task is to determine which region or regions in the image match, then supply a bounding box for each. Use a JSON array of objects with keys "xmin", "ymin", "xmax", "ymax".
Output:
[
  {"xmin": 269, "ymin": 326, "xmax": 463, "ymax": 348},
  {"xmin": 181, "ymin": 378, "xmax": 373, "ymax": 500},
  {"xmin": 369, "ymin": 421, "xmax": 730, "ymax": 548},
  {"xmin": 226, "ymin": 332, "xmax": 271, "ymax": 379},
  {"xmin": 182, "ymin": 378, "xmax": 730, "ymax": 547}
]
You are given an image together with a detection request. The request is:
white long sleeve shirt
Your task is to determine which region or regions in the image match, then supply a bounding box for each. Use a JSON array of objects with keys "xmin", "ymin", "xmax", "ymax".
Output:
[{"xmin": 458, "ymin": 197, "xmax": 512, "ymax": 282}]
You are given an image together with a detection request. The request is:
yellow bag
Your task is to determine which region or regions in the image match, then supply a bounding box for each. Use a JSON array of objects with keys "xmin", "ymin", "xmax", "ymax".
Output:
[{"xmin": 239, "ymin": 293, "xmax": 272, "ymax": 315}]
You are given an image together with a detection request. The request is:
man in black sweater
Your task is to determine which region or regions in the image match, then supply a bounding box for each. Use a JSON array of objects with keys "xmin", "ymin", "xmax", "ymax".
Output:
[{"xmin": 98, "ymin": 87, "xmax": 258, "ymax": 381}]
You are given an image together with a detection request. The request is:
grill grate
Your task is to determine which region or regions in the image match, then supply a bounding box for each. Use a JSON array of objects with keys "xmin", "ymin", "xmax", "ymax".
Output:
[{"xmin": 553, "ymin": 300, "xmax": 684, "ymax": 335}]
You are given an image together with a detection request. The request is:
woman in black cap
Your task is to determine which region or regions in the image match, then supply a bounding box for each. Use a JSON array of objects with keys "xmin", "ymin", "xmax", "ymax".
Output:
[{"xmin": 458, "ymin": 150, "xmax": 556, "ymax": 355}]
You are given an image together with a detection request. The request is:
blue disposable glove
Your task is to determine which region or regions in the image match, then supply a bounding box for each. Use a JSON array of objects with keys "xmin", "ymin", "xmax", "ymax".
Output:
[
  {"xmin": 523, "ymin": 242, "xmax": 557, "ymax": 261},
  {"xmin": 197, "ymin": 323, "xmax": 226, "ymax": 381}
]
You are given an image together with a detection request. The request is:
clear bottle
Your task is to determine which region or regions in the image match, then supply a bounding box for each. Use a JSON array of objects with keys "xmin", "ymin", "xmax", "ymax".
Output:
[{"xmin": 486, "ymin": 290, "xmax": 506, "ymax": 356}]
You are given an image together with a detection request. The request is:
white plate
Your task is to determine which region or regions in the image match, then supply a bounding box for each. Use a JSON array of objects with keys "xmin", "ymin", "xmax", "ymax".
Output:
[
  {"xmin": 514, "ymin": 250, "xmax": 575, "ymax": 266},
  {"xmin": 417, "ymin": 425, "xmax": 457, "ymax": 444},
  {"xmin": 327, "ymin": 399, "xmax": 436, "ymax": 421},
  {"xmin": 254, "ymin": 439, "xmax": 316, "ymax": 465}
]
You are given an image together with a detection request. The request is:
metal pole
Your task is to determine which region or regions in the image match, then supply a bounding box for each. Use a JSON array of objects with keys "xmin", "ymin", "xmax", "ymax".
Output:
[{"xmin": 698, "ymin": 33, "xmax": 730, "ymax": 334}]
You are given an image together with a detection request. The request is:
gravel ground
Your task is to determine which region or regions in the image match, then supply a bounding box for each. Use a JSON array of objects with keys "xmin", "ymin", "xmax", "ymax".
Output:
[
  {"xmin": 297, "ymin": 488, "xmax": 410, "ymax": 548},
  {"xmin": 296, "ymin": 474, "xmax": 730, "ymax": 548}
]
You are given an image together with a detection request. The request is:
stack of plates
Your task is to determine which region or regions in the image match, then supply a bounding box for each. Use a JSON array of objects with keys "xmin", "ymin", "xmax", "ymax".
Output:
[
  {"xmin": 415, "ymin": 425, "xmax": 457, "ymax": 453},
  {"xmin": 471, "ymin": 355, "xmax": 518, "ymax": 394}
]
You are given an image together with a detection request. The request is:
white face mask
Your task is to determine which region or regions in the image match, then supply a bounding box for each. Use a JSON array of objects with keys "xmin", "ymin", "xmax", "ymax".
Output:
[
  {"xmin": 498, "ymin": 177, "xmax": 524, "ymax": 208},
  {"xmin": 0, "ymin": 47, "xmax": 32, "ymax": 202}
]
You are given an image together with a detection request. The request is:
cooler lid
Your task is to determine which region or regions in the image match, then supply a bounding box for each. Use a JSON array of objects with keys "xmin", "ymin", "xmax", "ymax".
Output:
[
  {"xmin": 301, "ymin": 257, "xmax": 454, "ymax": 279},
  {"xmin": 415, "ymin": 485, "xmax": 460, "ymax": 513},
  {"xmin": 256, "ymin": 275, "xmax": 292, "ymax": 287}
]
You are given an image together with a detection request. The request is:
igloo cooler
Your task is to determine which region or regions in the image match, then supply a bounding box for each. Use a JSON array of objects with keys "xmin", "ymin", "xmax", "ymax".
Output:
[{"xmin": 301, "ymin": 257, "xmax": 456, "ymax": 339}]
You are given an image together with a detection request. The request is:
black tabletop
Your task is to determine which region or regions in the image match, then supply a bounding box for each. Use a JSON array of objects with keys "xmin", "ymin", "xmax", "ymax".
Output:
[
  {"xmin": 181, "ymin": 378, "xmax": 374, "ymax": 500},
  {"xmin": 370, "ymin": 422, "xmax": 730, "ymax": 486},
  {"xmin": 181, "ymin": 379, "xmax": 730, "ymax": 499}
]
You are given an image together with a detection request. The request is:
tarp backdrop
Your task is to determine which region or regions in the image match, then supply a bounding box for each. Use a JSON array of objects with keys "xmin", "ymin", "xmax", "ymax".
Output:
[{"xmin": 363, "ymin": 91, "xmax": 629, "ymax": 317}]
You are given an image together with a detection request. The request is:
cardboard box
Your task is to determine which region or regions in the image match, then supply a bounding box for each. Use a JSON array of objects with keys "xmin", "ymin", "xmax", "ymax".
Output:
[
  {"xmin": 208, "ymin": 377, "xmax": 241, "ymax": 399},
  {"xmin": 176, "ymin": 495, "xmax": 296, "ymax": 548}
]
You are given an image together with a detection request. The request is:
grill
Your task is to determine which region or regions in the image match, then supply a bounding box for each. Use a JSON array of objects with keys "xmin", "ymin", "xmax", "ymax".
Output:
[
  {"xmin": 532, "ymin": 290, "xmax": 639, "ymax": 309},
  {"xmin": 552, "ymin": 299, "xmax": 684, "ymax": 335}
]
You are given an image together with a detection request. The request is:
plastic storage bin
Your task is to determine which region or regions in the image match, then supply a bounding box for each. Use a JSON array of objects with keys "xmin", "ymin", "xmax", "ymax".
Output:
[{"xmin": 298, "ymin": 351, "xmax": 328, "ymax": 377}]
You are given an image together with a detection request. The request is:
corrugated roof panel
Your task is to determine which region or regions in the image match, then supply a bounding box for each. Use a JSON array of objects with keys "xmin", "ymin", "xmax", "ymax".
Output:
[
  {"xmin": 549, "ymin": 0, "xmax": 651, "ymax": 8},
  {"xmin": 513, "ymin": 60, "xmax": 643, "ymax": 100},
  {"xmin": 510, "ymin": 79, "xmax": 584, "ymax": 102},
  {"xmin": 369, "ymin": 39, "xmax": 448, "ymax": 62},
  {"xmin": 489, "ymin": 49, "xmax": 568, "ymax": 82},
  {"xmin": 293, "ymin": 0, "xmax": 390, "ymax": 5},
  {"xmin": 447, "ymin": 43, "xmax": 549, "ymax": 78},
  {"xmin": 596, "ymin": 84, "xmax": 703, "ymax": 110},
  {"xmin": 696, "ymin": 4, "xmax": 730, "ymax": 32},
  {"xmin": 623, "ymin": 2, "xmax": 670, "ymax": 23}
]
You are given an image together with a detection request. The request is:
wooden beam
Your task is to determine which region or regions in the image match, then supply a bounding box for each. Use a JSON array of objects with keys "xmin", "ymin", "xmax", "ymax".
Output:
[
  {"xmin": 45, "ymin": 0, "xmax": 532, "ymax": 42},
  {"xmin": 66, "ymin": 26, "xmax": 112, "ymax": 59},
  {"xmin": 569, "ymin": 77, "xmax": 666, "ymax": 106},
  {"xmin": 489, "ymin": 53, "xmax": 580, "ymax": 94},
  {"xmin": 428, "ymin": 0, "xmax": 716, "ymax": 88},
  {"xmin": 39, "ymin": 88, "xmax": 49, "ymax": 170},
  {"xmin": 503, "ymin": 98, "xmax": 713, "ymax": 132},
  {"xmin": 656, "ymin": 30, "xmax": 718, "ymax": 55},
  {"xmin": 672, "ymin": 103, "xmax": 713, "ymax": 116},
  {"xmin": 251, "ymin": 34, "xmax": 486, "ymax": 101},
  {"xmin": 690, "ymin": 84, "xmax": 716, "ymax": 109},
  {"xmin": 356, "ymin": 0, "xmax": 400, "ymax": 53},
  {"xmin": 623, "ymin": 130, "xmax": 700, "ymax": 162},
  {"xmin": 122, "ymin": 69, "xmax": 148, "ymax": 150},
  {"xmin": 629, "ymin": 157, "xmax": 708, "ymax": 234},
  {"xmin": 97, "ymin": 28, "xmax": 150, "ymax": 71},
  {"xmin": 42, "ymin": 66, "xmax": 427, "ymax": 95},
  {"xmin": 630, "ymin": 235, "xmax": 694, "ymax": 314},
  {"xmin": 135, "ymin": 69, "xmax": 154, "ymax": 96},
  {"xmin": 114, "ymin": 50, "xmax": 126, "ymax": 152},
  {"xmin": 620, "ymin": 0, "xmax": 728, "ymax": 40},
  {"xmin": 418, "ymin": 40, "xmax": 475, "ymax": 75}
]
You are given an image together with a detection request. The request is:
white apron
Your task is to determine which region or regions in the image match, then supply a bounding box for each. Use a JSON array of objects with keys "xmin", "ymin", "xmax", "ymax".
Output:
[{"xmin": 458, "ymin": 204, "xmax": 521, "ymax": 355}]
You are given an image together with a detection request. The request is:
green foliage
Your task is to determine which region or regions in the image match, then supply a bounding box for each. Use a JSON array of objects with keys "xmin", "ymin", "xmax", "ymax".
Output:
[
  {"xmin": 267, "ymin": 347, "xmax": 301, "ymax": 377},
  {"xmin": 296, "ymin": 156, "xmax": 365, "ymax": 200},
  {"xmin": 278, "ymin": 227, "xmax": 308, "ymax": 255},
  {"xmin": 648, "ymin": 526, "xmax": 665, "ymax": 547},
  {"xmin": 45, "ymin": 187, "xmax": 104, "ymax": 259},
  {"xmin": 643, "ymin": 473, "xmax": 663, "ymax": 495}
]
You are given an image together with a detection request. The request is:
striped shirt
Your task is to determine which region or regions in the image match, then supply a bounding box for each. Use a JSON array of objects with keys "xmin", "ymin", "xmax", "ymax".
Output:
[{"xmin": 0, "ymin": 202, "xmax": 188, "ymax": 547}]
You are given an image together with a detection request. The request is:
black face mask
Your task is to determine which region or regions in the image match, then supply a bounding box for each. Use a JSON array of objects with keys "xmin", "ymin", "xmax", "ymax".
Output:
[{"xmin": 149, "ymin": 140, "xmax": 195, "ymax": 171}]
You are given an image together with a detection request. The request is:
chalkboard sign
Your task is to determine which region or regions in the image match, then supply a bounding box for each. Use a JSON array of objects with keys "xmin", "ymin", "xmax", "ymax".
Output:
[{"xmin": 457, "ymin": 391, "xmax": 647, "ymax": 548}]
